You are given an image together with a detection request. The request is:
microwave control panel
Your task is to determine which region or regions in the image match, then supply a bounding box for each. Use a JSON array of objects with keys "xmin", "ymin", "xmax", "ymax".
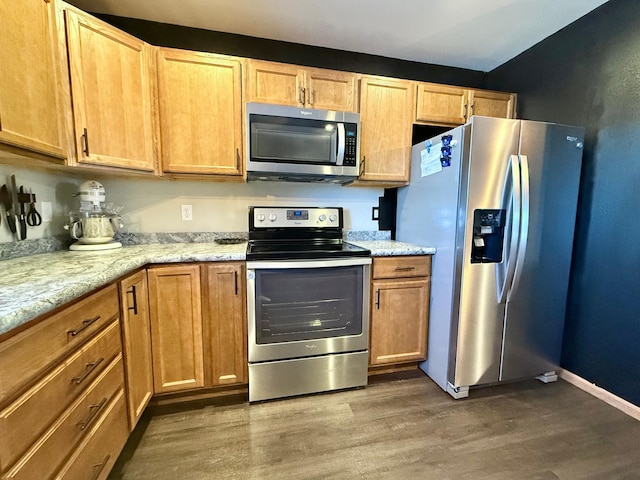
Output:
[{"xmin": 343, "ymin": 125, "xmax": 358, "ymax": 167}]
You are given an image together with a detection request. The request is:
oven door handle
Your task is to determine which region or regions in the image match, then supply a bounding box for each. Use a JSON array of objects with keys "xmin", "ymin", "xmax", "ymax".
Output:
[{"xmin": 246, "ymin": 257, "xmax": 371, "ymax": 270}]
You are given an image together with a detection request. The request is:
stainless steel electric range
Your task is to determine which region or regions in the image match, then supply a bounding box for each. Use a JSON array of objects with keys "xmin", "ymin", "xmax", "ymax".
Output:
[{"xmin": 245, "ymin": 206, "xmax": 372, "ymax": 402}]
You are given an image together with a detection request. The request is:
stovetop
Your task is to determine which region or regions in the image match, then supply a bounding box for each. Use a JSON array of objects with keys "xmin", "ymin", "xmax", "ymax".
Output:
[{"xmin": 246, "ymin": 206, "xmax": 371, "ymax": 261}]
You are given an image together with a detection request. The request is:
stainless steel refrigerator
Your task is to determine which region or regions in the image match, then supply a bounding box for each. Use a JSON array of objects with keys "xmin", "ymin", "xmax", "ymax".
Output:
[{"xmin": 396, "ymin": 116, "xmax": 584, "ymax": 399}]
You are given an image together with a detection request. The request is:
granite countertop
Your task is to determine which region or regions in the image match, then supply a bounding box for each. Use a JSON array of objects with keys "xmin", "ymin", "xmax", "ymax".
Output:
[{"xmin": 0, "ymin": 240, "xmax": 435, "ymax": 337}]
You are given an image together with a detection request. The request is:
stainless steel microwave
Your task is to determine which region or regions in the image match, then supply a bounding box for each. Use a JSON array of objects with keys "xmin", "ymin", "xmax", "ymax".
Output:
[{"xmin": 245, "ymin": 103, "xmax": 360, "ymax": 184}]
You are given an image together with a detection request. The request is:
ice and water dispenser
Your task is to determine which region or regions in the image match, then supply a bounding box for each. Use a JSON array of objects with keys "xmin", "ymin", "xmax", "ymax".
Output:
[{"xmin": 471, "ymin": 209, "xmax": 505, "ymax": 263}]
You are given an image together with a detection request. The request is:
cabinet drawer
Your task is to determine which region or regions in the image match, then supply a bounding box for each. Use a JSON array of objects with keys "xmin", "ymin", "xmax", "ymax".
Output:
[
  {"xmin": 0, "ymin": 320, "xmax": 122, "ymax": 469},
  {"xmin": 372, "ymin": 256, "xmax": 431, "ymax": 279},
  {"xmin": 55, "ymin": 389, "xmax": 128, "ymax": 480},
  {"xmin": 3, "ymin": 356, "xmax": 124, "ymax": 479},
  {"xmin": 0, "ymin": 284, "xmax": 119, "ymax": 405}
]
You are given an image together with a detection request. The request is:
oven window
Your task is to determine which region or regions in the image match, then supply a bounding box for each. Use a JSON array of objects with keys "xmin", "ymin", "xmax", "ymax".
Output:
[{"xmin": 254, "ymin": 265, "xmax": 363, "ymax": 344}]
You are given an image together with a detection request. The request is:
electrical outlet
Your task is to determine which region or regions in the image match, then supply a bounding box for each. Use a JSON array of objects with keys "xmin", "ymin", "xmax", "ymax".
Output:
[
  {"xmin": 181, "ymin": 204, "xmax": 193, "ymax": 221},
  {"xmin": 41, "ymin": 202, "xmax": 53, "ymax": 222}
]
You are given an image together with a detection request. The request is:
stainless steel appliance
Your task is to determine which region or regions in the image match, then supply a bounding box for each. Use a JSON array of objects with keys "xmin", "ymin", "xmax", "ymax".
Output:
[
  {"xmin": 246, "ymin": 206, "xmax": 371, "ymax": 402},
  {"xmin": 245, "ymin": 103, "xmax": 360, "ymax": 184},
  {"xmin": 396, "ymin": 116, "xmax": 584, "ymax": 399}
]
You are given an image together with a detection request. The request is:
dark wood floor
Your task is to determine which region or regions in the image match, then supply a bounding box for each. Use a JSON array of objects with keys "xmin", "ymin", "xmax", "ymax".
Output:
[{"xmin": 108, "ymin": 371, "xmax": 640, "ymax": 480}]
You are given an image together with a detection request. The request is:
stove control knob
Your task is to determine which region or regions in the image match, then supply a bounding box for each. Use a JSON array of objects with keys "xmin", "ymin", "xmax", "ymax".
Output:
[
  {"xmin": 268, "ymin": 213, "xmax": 277, "ymax": 222},
  {"xmin": 329, "ymin": 214, "xmax": 337, "ymax": 222},
  {"xmin": 318, "ymin": 214, "xmax": 327, "ymax": 222},
  {"xmin": 256, "ymin": 213, "xmax": 265, "ymax": 222}
]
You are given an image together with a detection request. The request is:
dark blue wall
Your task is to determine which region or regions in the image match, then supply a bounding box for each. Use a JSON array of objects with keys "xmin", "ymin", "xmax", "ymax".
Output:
[{"xmin": 489, "ymin": 0, "xmax": 640, "ymax": 406}]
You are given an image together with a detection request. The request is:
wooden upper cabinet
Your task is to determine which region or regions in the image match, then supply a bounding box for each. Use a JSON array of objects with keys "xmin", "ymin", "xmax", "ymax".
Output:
[
  {"xmin": 119, "ymin": 270, "xmax": 153, "ymax": 431},
  {"xmin": 416, "ymin": 83, "xmax": 469, "ymax": 126},
  {"xmin": 0, "ymin": 0, "xmax": 66, "ymax": 160},
  {"xmin": 147, "ymin": 265, "xmax": 204, "ymax": 394},
  {"xmin": 246, "ymin": 60, "xmax": 303, "ymax": 107},
  {"xmin": 358, "ymin": 76, "xmax": 415, "ymax": 184},
  {"xmin": 469, "ymin": 89, "xmax": 516, "ymax": 119},
  {"xmin": 304, "ymin": 67, "xmax": 357, "ymax": 111},
  {"xmin": 202, "ymin": 263, "xmax": 247, "ymax": 387},
  {"xmin": 157, "ymin": 48, "xmax": 243, "ymax": 176},
  {"xmin": 65, "ymin": 8, "xmax": 156, "ymax": 172},
  {"xmin": 246, "ymin": 60, "xmax": 357, "ymax": 112},
  {"xmin": 416, "ymin": 83, "xmax": 516, "ymax": 126}
]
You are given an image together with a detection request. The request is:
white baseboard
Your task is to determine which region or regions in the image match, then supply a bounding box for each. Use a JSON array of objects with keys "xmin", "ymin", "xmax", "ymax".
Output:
[{"xmin": 558, "ymin": 369, "xmax": 640, "ymax": 422}]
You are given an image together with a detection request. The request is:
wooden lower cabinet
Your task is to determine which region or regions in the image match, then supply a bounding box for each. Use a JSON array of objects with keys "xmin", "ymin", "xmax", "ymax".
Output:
[
  {"xmin": 147, "ymin": 265, "xmax": 205, "ymax": 394},
  {"xmin": 0, "ymin": 284, "xmax": 126, "ymax": 479},
  {"xmin": 55, "ymin": 389, "xmax": 129, "ymax": 480},
  {"xmin": 369, "ymin": 256, "xmax": 432, "ymax": 367},
  {"xmin": 202, "ymin": 263, "xmax": 247, "ymax": 386},
  {"xmin": 119, "ymin": 270, "xmax": 154, "ymax": 430}
]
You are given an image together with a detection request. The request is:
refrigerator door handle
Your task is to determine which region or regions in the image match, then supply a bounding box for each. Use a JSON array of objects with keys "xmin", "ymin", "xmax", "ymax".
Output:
[
  {"xmin": 508, "ymin": 154, "xmax": 530, "ymax": 301},
  {"xmin": 496, "ymin": 154, "xmax": 521, "ymax": 303}
]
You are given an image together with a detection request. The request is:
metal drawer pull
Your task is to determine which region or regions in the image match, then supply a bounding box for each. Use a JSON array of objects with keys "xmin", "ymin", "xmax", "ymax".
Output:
[
  {"xmin": 71, "ymin": 358, "xmax": 104, "ymax": 385},
  {"xmin": 394, "ymin": 266, "xmax": 416, "ymax": 272},
  {"xmin": 77, "ymin": 397, "xmax": 107, "ymax": 430},
  {"xmin": 90, "ymin": 454, "xmax": 111, "ymax": 480},
  {"xmin": 127, "ymin": 285, "xmax": 138, "ymax": 315},
  {"xmin": 67, "ymin": 316, "xmax": 100, "ymax": 337},
  {"xmin": 375, "ymin": 289, "xmax": 381, "ymax": 309}
]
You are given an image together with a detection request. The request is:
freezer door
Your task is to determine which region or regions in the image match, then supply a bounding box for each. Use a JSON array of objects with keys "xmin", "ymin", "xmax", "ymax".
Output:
[
  {"xmin": 500, "ymin": 121, "xmax": 584, "ymax": 381},
  {"xmin": 449, "ymin": 117, "xmax": 521, "ymax": 388}
]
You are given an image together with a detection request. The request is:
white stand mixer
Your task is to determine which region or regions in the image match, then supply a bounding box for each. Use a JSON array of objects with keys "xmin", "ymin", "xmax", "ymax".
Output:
[{"xmin": 64, "ymin": 180, "xmax": 123, "ymax": 251}]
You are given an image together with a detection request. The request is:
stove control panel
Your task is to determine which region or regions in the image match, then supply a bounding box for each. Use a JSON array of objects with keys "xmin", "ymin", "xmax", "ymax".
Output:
[{"xmin": 251, "ymin": 207, "xmax": 342, "ymax": 228}]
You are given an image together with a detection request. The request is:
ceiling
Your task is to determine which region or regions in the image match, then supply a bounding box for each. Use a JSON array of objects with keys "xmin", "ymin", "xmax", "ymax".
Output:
[{"xmin": 67, "ymin": 0, "xmax": 610, "ymax": 72}]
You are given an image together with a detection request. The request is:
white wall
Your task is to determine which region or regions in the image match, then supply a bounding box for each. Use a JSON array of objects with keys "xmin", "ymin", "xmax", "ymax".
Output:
[{"xmin": 0, "ymin": 165, "xmax": 384, "ymax": 243}]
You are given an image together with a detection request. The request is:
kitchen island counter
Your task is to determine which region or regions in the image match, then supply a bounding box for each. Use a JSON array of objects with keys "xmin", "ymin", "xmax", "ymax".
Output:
[{"xmin": 0, "ymin": 240, "xmax": 434, "ymax": 337}]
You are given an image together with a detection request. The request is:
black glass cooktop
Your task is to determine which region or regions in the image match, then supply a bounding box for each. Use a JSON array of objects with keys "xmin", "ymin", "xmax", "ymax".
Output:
[{"xmin": 246, "ymin": 240, "xmax": 370, "ymax": 261}]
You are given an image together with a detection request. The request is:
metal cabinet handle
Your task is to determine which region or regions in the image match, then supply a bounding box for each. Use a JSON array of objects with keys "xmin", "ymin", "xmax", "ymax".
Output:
[
  {"xmin": 309, "ymin": 89, "xmax": 315, "ymax": 105},
  {"xmin": 299, "ymin": 87, "xmax": 306, "ymax": 105},
  {"xmin": 67, "ymin": 316, "xmax": 100, "ymax": 337},
  {"xmin": 234, "ymin": 271, "xmax": 238, "ymax": 296},
  {"xmin": 375, "ymin": 289, "xmax": 381, "ymax": 309},
  {"xmin": 71, "ymin": 358, "xmax": 104, "ymax": 385},
  {"xmin": 127, "ymin": 285, "xmax": 138, "ymax": 315},
  {"xmin": 82, "ymin": 128, "xmax": 89, "ymax": 156},
  {"xmin": 394, "ymin": 266, "xmax": 415, "ymax": 272},
  {"xmin": 90, "ymin": 455, "xmax": 111, "ymax": 480},
  {"xmin": 359, "ymin": 156, "xmax": 366, "ymax": 176},
  {"xmin": 236, "ymin": 147, "xmax": 241, "ymax": 170},
  {"xmin": 77, "ymin": 397, "xmax": 107, "ymax": 430}
]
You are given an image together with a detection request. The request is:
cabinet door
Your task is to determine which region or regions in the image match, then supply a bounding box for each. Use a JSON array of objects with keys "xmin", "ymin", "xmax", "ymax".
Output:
[
  {"xmin": 0, "ymin": 0, "xmax": 66, "ymax": 159},
  {"xmin": 370, "ymin": 278, "xmax": 430, "ymax": 365},
  {"xmin": 202, "ymin": 263, "xmax": 247, "ymax": 386},
  {"xmin": 305, "ymin": 68, "xmax": 357, "ymax": 112},
  {"xmin": 119, "ymin": 270, "xmax": 153, "ymax": 430},
  {"xmin": 359, "ymin": 76, "xmax": 415, "ymax": 184},
  {"xmin": 416, "ymin": 83, "xmax": 468, "ymax": 126},
  {"xmin": 246, "ymin": 60, "xmax": 305, "ymax": 107},
  {"xmin": 65, "ymin": 9, "xmax": 155, "ymax": 172},
  {"xmin": 468, "ymin": 89, "xmax": 516, "ymax": 119},
  {"xmin": 147, "ymin": 265, "xmax": 204, "ymax": 394},
  {"xmin": 157, "ymin": 49, "xmax": 243, "ymax": 176}
]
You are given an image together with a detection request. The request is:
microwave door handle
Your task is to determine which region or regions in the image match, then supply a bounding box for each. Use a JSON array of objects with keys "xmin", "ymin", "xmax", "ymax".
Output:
[{"xmin": 336, "ymin": 123, "xmax": 345, "ymax": 166}]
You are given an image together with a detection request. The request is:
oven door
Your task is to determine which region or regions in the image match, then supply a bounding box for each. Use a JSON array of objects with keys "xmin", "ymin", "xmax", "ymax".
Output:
[{"xmin": 246, "ymin": 257, "xmax": 371, "ymax": 363}]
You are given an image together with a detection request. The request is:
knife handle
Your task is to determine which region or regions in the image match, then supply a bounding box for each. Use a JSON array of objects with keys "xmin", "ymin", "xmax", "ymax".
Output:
[
  {"xmin": 19, "ymin": 215, "xmax": 26, "ymax": 240},
  {"xmin": 5, "ymin": 211, "xmax": 17, "ymax": 234}
]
